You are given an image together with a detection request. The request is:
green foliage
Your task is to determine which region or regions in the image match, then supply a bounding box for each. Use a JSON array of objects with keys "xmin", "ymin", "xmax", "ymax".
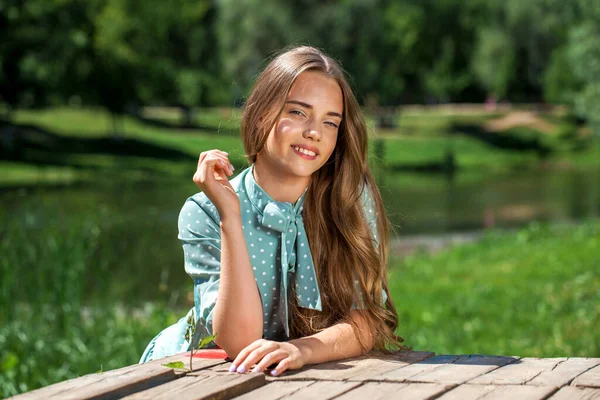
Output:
[{"xmin": 389, "ymin": 220, "xmax": 600, "ymax": 357}]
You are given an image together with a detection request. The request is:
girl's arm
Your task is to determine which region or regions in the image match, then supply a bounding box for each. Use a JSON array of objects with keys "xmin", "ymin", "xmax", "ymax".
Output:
[
  {"xmin": 288, "ymin": 310, "xmax": 373, "ymax": 366},
  {"xmin": 213, "ymin": 214, "xmax": 264, "ymax": 357},
  {"xmin": 229, "ymin": 310, "xmax": 374, "ymax": 375},
  {"xmin": 192, "ymin": 150, "xmax": 263, "ymax": 358}
]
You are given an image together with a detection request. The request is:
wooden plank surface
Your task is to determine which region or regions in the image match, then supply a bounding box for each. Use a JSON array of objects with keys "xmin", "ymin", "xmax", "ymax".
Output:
[
  {"xmin": 528, "ymin": 358, "xmax": 600, "ymax": 387},
  {"xmin": 267, "ymin": 351, "xmax": 433, "ymax": 381},
  {"xmin": 370, "ymin": 355, "xmax": 462, "ymax": 382},
  {"xmin": 404, "ymin": 355, "xmax": 517, "ymax": 385},
  {"xmin": 282, "ymin": 381, "xmax": 362, "ymax": 399},
  {"xmin": 345, "ymin": 351, "xmax": 436, "ymax": 381},
  {"xmin": 549, "ymin": 386, "xmax": 600, "ymax": 400},
  {"xmin": 232, "ymin": 381, "xmax": 314, "ymax": 400},
  {"xmin": 10, "ymin": 351, "xmax": 227, "ymax": 400},
  {"xmin": 335, "ymin": 382, "xmax": 454, "ymax": 400},
  {"xmin": 572, "ymin": 364, "xmax": 600, "ymax": 388},
  {"xmin": 124, "ymin": 372, "xmax": 265, "ymax": 400},
  {"xmin": 469, "ymin": 358, "xmax": 565, "ymax": 385},
  {"xmin": 437, "ymin": 384, "xmax": 557, "ymax": 400}
]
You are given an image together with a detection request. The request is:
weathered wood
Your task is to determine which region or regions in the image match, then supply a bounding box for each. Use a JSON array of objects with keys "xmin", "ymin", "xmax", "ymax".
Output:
[
  {"xmin": 123, "ymin": 372, "xmax": 265, "ymax": 400},
  {"xmin": 345, "ymin": 351, "xmax": 436, "ymax": 381},
  {"xmin": 550, "ymin": 387, "xmax": 600, "ymax": 399},
  {"xmin": 266, "ymin": 353, "xmax": 381, "ymax": 381},
  {"xmin": 281, "ymin": 381, "xmax": 361, "ymax": 399},
  {"xmin": 370, "ymin": 355, "xmax": 462, "ymax": 382},
  {"xmin": 437, "ymin": 384, "xmax": 558, "ymax": 400},
  {"xmin": 528, "ymin": 358, "xmax": 600, "ymax": 387},
  {"xmin": 150, "ymin": 351, "xmax": 229, "ymax": 374},
  {"xmin": 469, "ymin": 357, "xmax": 565, "ymax": 385},
  {"xmin": 232, "ymin": 381, "xmax": 314, "ymax": 400},
  {"xmin": 403, "ymin": 355, "xmax": 518, "ymax": 385},
  {"xmin": 572, "ymin": 364, "xmax": 600, "ymax": 388},
  {"xmin": 335, "ymin": 382, "xmax": 454, "ymax": 400}
]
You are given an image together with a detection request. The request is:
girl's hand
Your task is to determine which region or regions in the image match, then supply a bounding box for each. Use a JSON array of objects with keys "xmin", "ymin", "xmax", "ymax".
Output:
[
  {"xmin": 229, "ymin": 339, "xmax": 307, "ymax": 376},
  {"xmin": 192, "ymin": 150, "xmax": 239, "ymax": 218}
]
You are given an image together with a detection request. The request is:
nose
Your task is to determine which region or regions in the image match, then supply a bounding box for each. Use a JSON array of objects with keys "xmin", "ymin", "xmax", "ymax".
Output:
[{"xmin": 302, "ymin": 120, "xmax": 321, "ymax": 142}]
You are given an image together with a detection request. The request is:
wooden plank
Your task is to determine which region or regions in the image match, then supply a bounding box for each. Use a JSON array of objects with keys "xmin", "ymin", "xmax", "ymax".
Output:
[
  {"xmin": 345, "ymin": 351, "xmax": 436, "ymax": 381},
  {"xmin": 469, "ymin": 357, "xmax": 566, "ymax": 385},
  {"xmin": 124, "ymin": 372, "xmax": 266, "ymax": 400},
  {"xmin": 283, "ymin": 381, "xmax": 362, "ymax": 399},
  {"xmin": 11, "ymin": 362, "xmax": 180, "ymax": 400},
  {"xmin": 12, "ymin": 351, "xmax": 227, "ymax": 400},
  {"xmin": 529, "ymin": 358, "xmax": 600, "ymax": 387},
  {"xmin": 335, "ymin": 382, "xmax": 454, "ymax": 400},
  {"xmin": 269, "ymin": 351, "xmax": 434, "ymax": 382},
  {"xmin": 572, "ymin": 364, "xmax": 600, "ymax": 388},
  {"xmin": 148, "ymin": 351, "xmax": 229, "ymax": 374},
  {"xmin": 232, "ymin": 381, "xmax": 314, "ymax": 400},
  {"xmin": 266, "ymin": 353, "xmax": 380, "ymax": 381},
  {"xmin": 438, "ymin": 384, "xmax": 557, "ymax": 400},
  {"xmin": 371, "ymin": 355, "xmax": 462, "ymax": 382},
  {"xmin": 405, "ymin": 355, "xmax": 518, "ymax": 385},
  {"xmin": 549, "ymin": 387, "xmax": 600, "ymax": 399}
]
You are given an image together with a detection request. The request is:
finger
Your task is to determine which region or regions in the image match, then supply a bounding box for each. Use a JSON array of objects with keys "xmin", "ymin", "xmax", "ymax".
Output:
[
  {"xmin": 270, "ymin": 357, "xmax": 292, "ymax": 377},
  {"xmin": 236, "ymin": 342, "xmax": 278, "ymax": 373},
  {"xmin": 195, "ymin": 155, "xmax": 230, "ymax": 185},
  {"xmin": 229, "ymin": 339, "xmax": 265, "ymax": 373},
  {"xmin": 252, "ymin": 349, "xmax": 287, "ymax": 373},
  {"xmin": 198, "ymin": 151, "xmax": 233, "ymax": 175},
  {"xmin": 206, "ymin": 153, "xmax": 234, "ymax": 177}
]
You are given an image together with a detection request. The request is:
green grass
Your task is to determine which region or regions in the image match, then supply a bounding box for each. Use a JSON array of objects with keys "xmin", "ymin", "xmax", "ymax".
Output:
[{"xmin": 389, "ymin": 219, "xmax": 600, "ymax": 357}]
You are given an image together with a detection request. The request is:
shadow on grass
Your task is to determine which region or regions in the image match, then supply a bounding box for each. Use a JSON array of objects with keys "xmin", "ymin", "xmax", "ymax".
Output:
[
  {"xmin": 0, "ymin": 120, "xmax": 196, "ymax": 172},
  {"xmin": 132, "ymin": 114, "xmax": 230, "ymax": 134},
  {"xmin": 452, "ymin": 123, "xmax": 553, "ymax": 157}
]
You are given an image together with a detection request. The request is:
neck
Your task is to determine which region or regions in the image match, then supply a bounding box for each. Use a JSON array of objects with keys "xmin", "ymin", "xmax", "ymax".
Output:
[{"xmin": 253, "ymin": 159, "xmax": 309, "ymax": 204}]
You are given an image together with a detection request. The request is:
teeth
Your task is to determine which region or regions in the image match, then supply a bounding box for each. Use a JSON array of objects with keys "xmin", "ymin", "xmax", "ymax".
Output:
[{"xmin": 294, "ymin": 146, "xmax": 316, "ymax": 157}]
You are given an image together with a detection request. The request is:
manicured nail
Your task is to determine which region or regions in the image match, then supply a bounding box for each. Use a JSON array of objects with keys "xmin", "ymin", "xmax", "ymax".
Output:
[
  {"xmin": 230, "ymin": 163, "xmax": 235, "ymax": 172},
  {"xmin": 236, "ymin": 365, "xmax": 246, "ymax": 373},
  {"xmin": 270, "ymin": 369, "xmax": 278, "ymax": 376},
  {"xmin": 229, "ymin": 364, "xmax": 237, "ymax": 372},
  {"xmin": 251, "ymin": 366, "xmax": 261, "ymax": 373},
  {"xmin": 223, "ymin": 151, "xmax": 229, "ymax": 155}
]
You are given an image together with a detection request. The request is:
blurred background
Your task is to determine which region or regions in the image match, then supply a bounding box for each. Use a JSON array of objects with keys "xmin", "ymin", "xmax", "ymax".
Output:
[{"xmin": 1, "ymin": 0, "xmax": 599, "ymax": 397}]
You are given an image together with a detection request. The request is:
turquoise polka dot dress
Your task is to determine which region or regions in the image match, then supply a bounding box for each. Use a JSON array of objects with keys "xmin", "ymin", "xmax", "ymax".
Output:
[{"xmin": 139, "ymin": 166, "xmax": 383, "ymax": 362}]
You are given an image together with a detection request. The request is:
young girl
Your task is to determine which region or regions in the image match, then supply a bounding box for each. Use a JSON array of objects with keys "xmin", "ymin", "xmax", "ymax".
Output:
[{"xmin": 140, "ymin": 46, "xmax": 403, "ymax": 376}]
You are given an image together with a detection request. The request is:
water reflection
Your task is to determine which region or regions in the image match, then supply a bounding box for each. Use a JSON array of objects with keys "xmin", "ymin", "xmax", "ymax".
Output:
[{"xmin": 1, "ymin": 167, "xmax": 598, "ymax": 306}]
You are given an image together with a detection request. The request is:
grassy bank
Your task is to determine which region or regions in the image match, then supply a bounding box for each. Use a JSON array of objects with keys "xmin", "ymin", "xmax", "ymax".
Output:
[
  {"xmin": 2, "ymin": 106, "xmax": 598, "ymax": 186},
  {"xmin": 389, "ymin": 219, "xmax": 600, "ymax": 357}
]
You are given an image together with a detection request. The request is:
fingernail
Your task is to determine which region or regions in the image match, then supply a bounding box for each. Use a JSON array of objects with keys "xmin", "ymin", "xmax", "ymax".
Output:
[
  {"xmin": 251, "ymin": 366, "xmax": 260, "ymax": 373},
  {"xmin": 236, "ymin": 365, "xmax": 246, "ymax": 373},
  {"xmin": 229, "ymin": 364, "xmax": 237, "ymax": 372},
  {"xmin": 220, "ymin": 160, "xmax": 226, "ymax": 166},
  {"xmin": 223, "ymin": 151, "xmax": 229, "ymax": 155},
  {"xmin": 230, "ymin": 163, "xmax": 235, "ymax": 172},
  {"xmin": 271, "ymin": 369, "xmax": 278, "ymax": 376}
]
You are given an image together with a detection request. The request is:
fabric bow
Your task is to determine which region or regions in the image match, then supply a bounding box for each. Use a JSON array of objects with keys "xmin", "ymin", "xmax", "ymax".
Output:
[{"xmin": 261, "ymin": 201, "xmax": 322, "ymax": 337}]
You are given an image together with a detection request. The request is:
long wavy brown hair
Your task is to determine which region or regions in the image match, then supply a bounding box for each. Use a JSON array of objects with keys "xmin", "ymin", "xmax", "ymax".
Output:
[{"xmin": 241, "ymin": 46, "xmax": 404, "ymax": 352}]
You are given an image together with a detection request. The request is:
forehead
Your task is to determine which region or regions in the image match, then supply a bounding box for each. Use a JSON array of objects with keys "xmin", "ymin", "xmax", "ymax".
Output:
[{"xmin": 287, "ymin": 71, "xmax": 343, "ymax": 114}]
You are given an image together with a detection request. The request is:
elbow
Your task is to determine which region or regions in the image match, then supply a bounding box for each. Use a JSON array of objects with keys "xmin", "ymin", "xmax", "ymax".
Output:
[{"xmin": 213, "ymin": 324, "xmax": 263, "ymax": 360}]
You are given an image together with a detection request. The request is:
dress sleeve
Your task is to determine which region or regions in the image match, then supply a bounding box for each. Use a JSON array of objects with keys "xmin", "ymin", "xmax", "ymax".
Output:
[
  {"xmin": 352, "ymin": 182, "xmax": 389, "ymax": 309},
  {"xmin": 178, "ymin": 197, "xmax": 222, "ymax": 337}
]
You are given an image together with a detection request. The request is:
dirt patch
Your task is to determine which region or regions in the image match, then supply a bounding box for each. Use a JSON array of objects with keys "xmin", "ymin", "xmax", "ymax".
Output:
[{"xmin": 484, "ymin": 111, "xmax": 557, "ymax": 134}]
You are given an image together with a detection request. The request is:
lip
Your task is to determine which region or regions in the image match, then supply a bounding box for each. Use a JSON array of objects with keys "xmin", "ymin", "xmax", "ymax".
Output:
[{"xmin": 290, "ymin": 144, "xmax": 320, "ymax": 155}]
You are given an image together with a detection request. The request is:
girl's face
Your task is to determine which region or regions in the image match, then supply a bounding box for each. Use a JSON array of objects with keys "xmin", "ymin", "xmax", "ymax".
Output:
[{"xmin": 257, "ymin": 70, "xmax": 343, "ymax": 180}]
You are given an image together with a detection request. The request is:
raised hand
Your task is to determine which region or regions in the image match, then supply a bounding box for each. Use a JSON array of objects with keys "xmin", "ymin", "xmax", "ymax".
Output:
[{"xmin": 192, "ymin": 150, "xmax": 240, "ymax": 219}]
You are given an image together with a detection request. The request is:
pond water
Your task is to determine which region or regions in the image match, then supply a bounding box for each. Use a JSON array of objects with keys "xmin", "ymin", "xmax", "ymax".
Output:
[{"xmin": 1, "ymin": 166, "xmax": 599, "ymax": 307}]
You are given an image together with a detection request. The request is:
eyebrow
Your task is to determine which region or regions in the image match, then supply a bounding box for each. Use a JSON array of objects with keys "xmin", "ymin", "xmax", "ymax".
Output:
[{"xmin": 285, "ymin": 100, "xmax": 343, "ymax": 119}]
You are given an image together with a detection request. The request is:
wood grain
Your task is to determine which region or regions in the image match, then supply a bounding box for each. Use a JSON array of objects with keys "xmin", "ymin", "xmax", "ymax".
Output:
[{"xmin": 469, "ymin": 358, "xmax": 565, "ymax": 385}]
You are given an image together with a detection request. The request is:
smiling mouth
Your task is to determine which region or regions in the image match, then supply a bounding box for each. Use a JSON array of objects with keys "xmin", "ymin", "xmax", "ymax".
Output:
[{"xmin": 292, "ymin": 146, "xmax": 318, "ymax": 157}]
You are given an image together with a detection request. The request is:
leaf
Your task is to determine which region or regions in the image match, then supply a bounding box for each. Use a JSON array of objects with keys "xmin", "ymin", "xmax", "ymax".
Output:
[
  {"xmin": 196, "ymin": 333, "xmax": 217, "ymax": 350},
  {"xmin": 162, "ymin": 361, "xmax": 185, "ymax": 369}
]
